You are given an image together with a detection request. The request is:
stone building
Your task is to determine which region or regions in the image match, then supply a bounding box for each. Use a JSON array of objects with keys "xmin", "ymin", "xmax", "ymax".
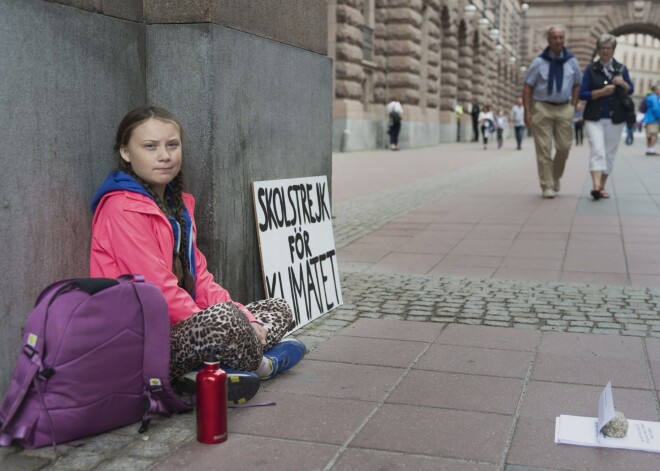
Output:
[
  {"xmin": 329, "ymin": 0, "xmax": 660, "ymax": 152},
  {"xmin": 616, "ymin": 33, "xmax": 660, "ymax": 99},
  {"xmin": 329, "ymin": 0, "xmax": 532, "ymax": 151}
]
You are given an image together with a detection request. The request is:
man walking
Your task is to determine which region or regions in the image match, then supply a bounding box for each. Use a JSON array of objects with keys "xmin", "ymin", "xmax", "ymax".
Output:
[
  {"xmin": 386, "ymin": 99, "xmax": 404, "ymax": 151},
  {"xmin": 470, "ymin": 99, "xmax": 480, "ymax": 142},
  {"xmin": 455, "ymin": 102, "xmax": 464, "ymax": 142},
  {"xmin": 523, "ymin": 25, "xmax": 581, "ymax": 198}
]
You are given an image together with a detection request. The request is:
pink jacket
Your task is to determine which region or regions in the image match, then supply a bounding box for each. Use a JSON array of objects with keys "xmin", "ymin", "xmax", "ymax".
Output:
[{"xmin": 90, "ymin": 190, "xmax": 256, "ymax": 325}]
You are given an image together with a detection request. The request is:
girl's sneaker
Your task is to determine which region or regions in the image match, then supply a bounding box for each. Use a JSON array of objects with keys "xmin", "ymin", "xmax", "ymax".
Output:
[
  {"xmin": 260, "ymin": 339, "xmax": 307, "ymax": 381},
  {"xmin": 176, "ymin": 368, "xmax": 261, "ymax": 405}
]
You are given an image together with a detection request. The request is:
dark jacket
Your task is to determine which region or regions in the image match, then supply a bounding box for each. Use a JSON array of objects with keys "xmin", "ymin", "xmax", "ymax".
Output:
[{"xmin": 580, "ymin": 59, "xmax": 634, "ymax": 124}]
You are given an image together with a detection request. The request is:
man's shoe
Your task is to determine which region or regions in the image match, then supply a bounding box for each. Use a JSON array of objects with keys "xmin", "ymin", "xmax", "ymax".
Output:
[
  {"xmin": 542, "ymin": 188, "xmax": 555, "ymax": 199},
  {"xmin": 553, "ymin": 178, "xmax": 560, "ymax": 192},
  {"xmin": 260, "ymin": 339, "xmax": 307, "ymax": 381},
  {"xmin": 177, "ymin": 369, "xmax": 261, "ymax": 405}
]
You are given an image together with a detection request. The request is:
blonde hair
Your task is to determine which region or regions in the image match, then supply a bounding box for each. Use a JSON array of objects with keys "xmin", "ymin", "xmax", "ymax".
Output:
[{"xmin": 596, "ymin": 34, "xmax": 617, "ymax": 51}]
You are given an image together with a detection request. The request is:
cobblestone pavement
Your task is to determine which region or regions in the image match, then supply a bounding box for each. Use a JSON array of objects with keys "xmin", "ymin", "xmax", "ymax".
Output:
[{"xmin": 3, "ymin": 142, "xmax": 660, "ymax": 470}]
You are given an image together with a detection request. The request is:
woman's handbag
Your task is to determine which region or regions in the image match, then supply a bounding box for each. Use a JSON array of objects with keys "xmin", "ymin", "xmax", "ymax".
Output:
[
  {"xmin": 614, "ymin": 84, "xmax": 637, "ymax": 126},
  {"xmin": 618, "ymin": 92, "xmax": 634, "ymax": 112}
]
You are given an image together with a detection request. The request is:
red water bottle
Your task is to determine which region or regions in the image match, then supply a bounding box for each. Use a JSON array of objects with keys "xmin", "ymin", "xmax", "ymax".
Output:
[{"xmin": 196, "ymin": 356, "xmax": 228, "ymax": 444}]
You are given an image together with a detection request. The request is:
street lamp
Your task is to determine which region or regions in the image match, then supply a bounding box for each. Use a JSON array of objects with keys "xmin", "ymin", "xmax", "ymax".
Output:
[
  {"xmin": 464, "ymin": 4, "xmax": 477, "ymax": 17},
  {"xmin": 488, "ymin": 0, "xmax": 501, "ymax": 40},
  {"xmin": 519, "ymin": 2, "xmax": 530, "ymax": 71},
  {"xmin": 479, "ymin": 17, "xmax": 490, "ymax": 29}
]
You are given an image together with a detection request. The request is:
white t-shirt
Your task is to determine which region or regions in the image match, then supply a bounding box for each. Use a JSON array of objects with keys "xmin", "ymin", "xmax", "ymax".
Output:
[
  {"xmin": 478, "ymin": 111, "xmax": 494, "ymax": 125},
  {"xmin": 386, "ymin": 101, "xmax": 403, "ymax": 116}
]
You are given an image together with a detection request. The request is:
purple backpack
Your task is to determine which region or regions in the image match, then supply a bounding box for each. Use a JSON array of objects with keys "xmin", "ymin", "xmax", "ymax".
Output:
[{"xmin": 0, "ymin": 275, "xmax": 191, "ymax": 449}]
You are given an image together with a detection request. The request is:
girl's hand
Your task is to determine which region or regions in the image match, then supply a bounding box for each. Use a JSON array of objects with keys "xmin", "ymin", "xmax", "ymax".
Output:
[{"xmin": 251, "ymin": 322, "xmax": 268, "ymax": 346}]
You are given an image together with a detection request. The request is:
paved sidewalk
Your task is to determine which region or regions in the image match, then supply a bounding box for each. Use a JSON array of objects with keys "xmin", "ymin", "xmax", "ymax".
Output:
[
  {"xmin": 333, "ymin": 136, "xmax": 660, "ymax": 287},
  {"xmin": 3, "ymin": 136, "xmax": 660, "ymax": 471},
  {"xmin": 159, "ymin": 320, "xmax": 660, "ymax": 471}
]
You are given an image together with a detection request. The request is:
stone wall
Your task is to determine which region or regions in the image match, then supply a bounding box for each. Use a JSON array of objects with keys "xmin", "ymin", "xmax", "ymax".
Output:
[{"xmin": 0, "ymin": 0, "xmax": 331, "ymax": 397}]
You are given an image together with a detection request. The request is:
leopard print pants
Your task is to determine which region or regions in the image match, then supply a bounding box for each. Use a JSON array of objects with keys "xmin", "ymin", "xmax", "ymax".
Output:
[{"xmin": 169, "ymin": 298, "xmax": 292, "ymax": 378}]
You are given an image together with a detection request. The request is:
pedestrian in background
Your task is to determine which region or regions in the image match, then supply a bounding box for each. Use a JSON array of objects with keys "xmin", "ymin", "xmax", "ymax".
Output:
[
  {"xmin": 470, "ymin": 98, "xmax": 480, "ymax": 142},
  {"xmin": 523, "ymin": 25, "xmax": 581, "ymax": 199},
  {"xmin": 510, "ymin": 97, "xmax": 525, "ymax": 150},
  {"xmin": 625, "ymin": 121, "xmax": 635, "ymax": 146},
  {"xmin": 386, "ymin": 99, "xmax": 403, "ymax": 151},
  {"xmin": 496, "ymin": 110, "xmax": 507, "ymax": 149},
  {"xmin": 573, "ymin": 102, "xmax": 584, "ymax": 145},
  {"xmin": 642, "ymin": 84, "xmax": 660, "ymax": 156},
  {"xmin": 478, "ymin": 105, "xmax": 495, "ymax": 150},
  {"xmin": 579, "ymin": 34, "xmax": 634, "ymax": 200},
  {"xmin": 455, "ymin": 102, "xmax": 464, "ymax": 142}
]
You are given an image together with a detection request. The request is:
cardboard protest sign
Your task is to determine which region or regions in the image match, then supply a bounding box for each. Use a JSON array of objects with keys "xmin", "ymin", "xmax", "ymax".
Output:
[{"xmin": 253, "ymin": 176, "xmax": 343, "ymax": 331}]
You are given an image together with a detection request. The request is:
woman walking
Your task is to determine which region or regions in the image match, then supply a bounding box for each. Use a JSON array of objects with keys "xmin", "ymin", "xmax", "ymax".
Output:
[{"xmin": 578, "ymin": 34, "xmax": 634, "ymax": 200}]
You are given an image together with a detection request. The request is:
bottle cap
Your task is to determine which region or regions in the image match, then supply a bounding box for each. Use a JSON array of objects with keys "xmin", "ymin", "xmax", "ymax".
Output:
[{"xmin": 203, "ymin": 350, "xmax": 220, "ymax": 365}]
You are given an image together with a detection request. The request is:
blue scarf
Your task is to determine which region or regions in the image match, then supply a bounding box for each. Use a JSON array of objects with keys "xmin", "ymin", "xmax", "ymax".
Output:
[
  {"xmin": 540, "ymin": 47, "xmax": 574, "ymax": 95},
  {"xmin": 91, "ymin": 170, "xmax": 197, "ymax": 296}
]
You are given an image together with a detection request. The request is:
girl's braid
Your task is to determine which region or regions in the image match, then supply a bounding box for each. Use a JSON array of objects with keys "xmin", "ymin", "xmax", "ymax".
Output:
[
  {"xmin": 169, "ymin": 172, "xmax": 196, "ymax": 294},
  {"xmin": 121, "ymin": 162, "xmax": 195, "ymax": 294}
]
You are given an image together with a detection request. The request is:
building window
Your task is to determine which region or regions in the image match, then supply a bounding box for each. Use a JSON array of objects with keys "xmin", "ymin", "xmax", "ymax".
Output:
[
  {"xmin": 362, "ymin": 26, "xmax": 373, "ymax": 61},
  {"xmin": 362, "ymin": 70, "xmax": 373, "ymax": 106},
  {"xmin": 362, "ymin": 0, "xmax": 374, "ymax": 61}
]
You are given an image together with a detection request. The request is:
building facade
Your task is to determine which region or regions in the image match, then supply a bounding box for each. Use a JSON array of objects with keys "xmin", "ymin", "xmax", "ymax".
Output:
[
  {"xmin": 329, "ymin": 0, "xmax": 660, "ymax": 152},
  {"xmin": 616, "ymin": 33, "xmax": 660, "ymax": 99},
  {"xmin": 330, "ymin": 0, "xmax": 533, "ymax": 151}
]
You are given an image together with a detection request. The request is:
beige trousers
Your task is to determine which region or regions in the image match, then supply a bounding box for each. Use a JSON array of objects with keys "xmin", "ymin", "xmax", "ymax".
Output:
[{"xmin": 530, "ymin": 101, "xmax": 574, "ymax": 190}]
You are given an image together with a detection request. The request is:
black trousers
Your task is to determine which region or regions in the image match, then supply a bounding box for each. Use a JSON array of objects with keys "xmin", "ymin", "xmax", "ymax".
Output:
[{"xmin": 389, "ymin": 123, "xmax": 401, "ymax": 146}]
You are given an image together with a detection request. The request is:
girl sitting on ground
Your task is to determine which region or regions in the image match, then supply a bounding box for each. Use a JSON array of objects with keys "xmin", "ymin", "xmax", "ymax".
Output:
[{"xmin": 90, "ymin": 106, "xmax": 306, "ymax": 403}]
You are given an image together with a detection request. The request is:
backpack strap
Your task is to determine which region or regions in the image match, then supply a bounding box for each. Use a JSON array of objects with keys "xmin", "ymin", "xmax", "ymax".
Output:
[
  {"xmin": 0, "ymin": 345, "xmax": 43, "ymax": 444},
  {"xmin": 127, "ymin": 279, "xmax": 192, "ymax": 433},
  {"xmin": 0, "ymin": 279, "xmax": 76, "ymax": 446},
  {"xmin": 71, "ymin": 278, "xmax": 118, "ymax": 295}
]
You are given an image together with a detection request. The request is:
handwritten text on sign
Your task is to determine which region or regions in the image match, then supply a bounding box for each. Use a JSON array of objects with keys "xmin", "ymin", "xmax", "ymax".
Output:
[{"xmin": 253, "ymin": 176, "xmax": 343, "ymax": 331}]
